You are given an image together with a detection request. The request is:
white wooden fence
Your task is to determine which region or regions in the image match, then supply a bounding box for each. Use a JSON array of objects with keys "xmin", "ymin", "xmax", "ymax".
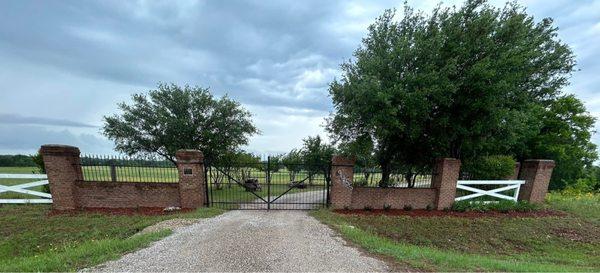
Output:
[
  {"xmin": 455, "ymin": 180, "xmax": 525, "ymax": 203},
  {"xmin": 0, "ymin": 174, "xmax": 52, "ymax": 204}
]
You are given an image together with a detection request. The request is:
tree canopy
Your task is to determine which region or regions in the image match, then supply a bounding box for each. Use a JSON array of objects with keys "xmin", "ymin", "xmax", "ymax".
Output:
[
  {"xmin": 523, "ymin": 95, "xmax": 597, "ymax": 189},
  {"xmin": 327, "ymin": 0, "xmax": 595, "ymax": 188},
  {"xmin": 103, "ymin": 83, "xmax": 259, "ymax": 163}
]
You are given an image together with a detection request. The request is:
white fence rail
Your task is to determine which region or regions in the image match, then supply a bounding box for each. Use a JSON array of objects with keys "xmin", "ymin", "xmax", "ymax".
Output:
[
  {"xmin": 455, "ymin": 180, "xmax": 525, "ymax": 203},
  {"xmin": 0, "ymin": 173, "xmax": 52, "ymax": 204}
]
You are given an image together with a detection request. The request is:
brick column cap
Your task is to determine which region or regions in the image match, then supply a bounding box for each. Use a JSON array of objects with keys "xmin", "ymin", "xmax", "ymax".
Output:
[
  {"xmin": 40, "ymin": 144, "xmax": 80, "ymax": 156},
  {"xmin": 522, "ymin": 159, "xmax": 555, "ymax": 167},
  {"xmin": 523, "ymin": 159, "xmax": 555, "ymax": 163},
  {"xmin": 435, "ymin": 158, "xmax": 461, "ymax": 163},
  {"xmin": 176, "ymin": 149, "xmax": 204, "ymax": 163},
  {"xmin": 332, "ymin": 155, "xmax": 355, "ymax": 166}
]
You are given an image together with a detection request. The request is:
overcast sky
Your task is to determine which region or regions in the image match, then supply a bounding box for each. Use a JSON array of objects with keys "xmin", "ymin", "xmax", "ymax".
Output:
[{"xmin": 0, "ymin": 0, "xmax": 599, "ymax": 155}]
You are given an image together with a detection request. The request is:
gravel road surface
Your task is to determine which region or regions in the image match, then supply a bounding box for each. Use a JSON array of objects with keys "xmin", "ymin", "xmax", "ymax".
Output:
[{"xmin": 88, "ymin": 210, "xmax": 389, "ymax": 272}]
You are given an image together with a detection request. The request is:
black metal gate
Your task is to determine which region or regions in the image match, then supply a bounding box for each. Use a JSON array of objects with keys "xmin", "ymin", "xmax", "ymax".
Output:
[{"xmin": 205, "ymin": 156, "xmax": 330, "ymax": 210}]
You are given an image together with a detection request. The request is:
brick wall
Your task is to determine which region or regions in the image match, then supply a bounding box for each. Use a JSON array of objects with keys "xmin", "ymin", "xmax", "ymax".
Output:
[
  {"xmin": 329, "ymin": 156, "xmax": 460, "ymax": 210},
  {"xmin": 41, "ymin": 144, "xmax": 206, "ymax": 211},
  {"xmin": 76, "ymin": 181, "xmax": 180, "ymax": 208},
  {"xmin": 350, "ymin": 188, "xmax": 437, "ymax": 209}
]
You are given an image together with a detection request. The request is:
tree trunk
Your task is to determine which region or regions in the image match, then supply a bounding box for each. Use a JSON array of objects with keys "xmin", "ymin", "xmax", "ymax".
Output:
[
  {"xmin": 380, "ymin": 162, "xmax": 391, "ymax": 188},
  {"xmin": 405, "ymin": 171, "xmax": 415, "ymax": 188}
]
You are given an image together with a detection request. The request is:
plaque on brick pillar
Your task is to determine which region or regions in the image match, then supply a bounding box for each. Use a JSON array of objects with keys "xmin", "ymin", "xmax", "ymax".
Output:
[{"xmin": 175, "ymin": 150, "xmax": 206, "ymax": 209}]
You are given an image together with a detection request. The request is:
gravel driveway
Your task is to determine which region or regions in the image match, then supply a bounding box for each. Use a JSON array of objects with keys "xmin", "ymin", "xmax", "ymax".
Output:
[
  {"xmin": 88, "ymin": 210, "xmax": 390, "ymax": 272},
  {"xmin": 241, "ymin": 190, "xmax": 326, "ymax": 209}
]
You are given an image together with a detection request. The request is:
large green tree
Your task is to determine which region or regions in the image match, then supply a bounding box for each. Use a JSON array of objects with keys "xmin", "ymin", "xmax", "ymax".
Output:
[
  {"xmin": 327, "ymin": 0, "xmax": 586, "ymax": 186},
  {"xmin": 301, "ymin": 135, "xmax": 335, "ymax": 184},
  {"xmin": 523, "ymin": 95, "xmax": 597, "ymax": 190},
  {"xmin": 103, "ymin": 83, "xmax": 259, "ymax": 163},
  {"xmin": 281, "ymin": 149, "xmax": 303, "ymax": 181}
]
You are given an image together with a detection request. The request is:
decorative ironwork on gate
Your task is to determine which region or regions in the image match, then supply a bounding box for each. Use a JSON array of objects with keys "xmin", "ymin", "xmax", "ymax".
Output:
[{"xmin": 205, "ymin": 156, "xmax": 330, "ymax": 210}]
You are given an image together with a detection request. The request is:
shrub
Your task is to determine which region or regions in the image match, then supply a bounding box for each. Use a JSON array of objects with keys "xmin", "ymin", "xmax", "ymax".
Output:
[
  {"xmin": 462, "ymin": 155, "xmax": 516, "ymax": 180},
  {"xmin": 363, "ymin": 206, "xmax": 373, "ymax": 211},
  {"xmin": 383, "ymin": 204, "xmax": 392, "ymax": 210},
  {"xmin": 451, "ymin": 200, "xmax": 539, "ymax": 212},
  {"xmin": 426, "ymin": 204, "xmax": 434, "ymax": 211},
  {"xmin": 403, "ymin": 205, "xmax": 413, "ymax": 211}
]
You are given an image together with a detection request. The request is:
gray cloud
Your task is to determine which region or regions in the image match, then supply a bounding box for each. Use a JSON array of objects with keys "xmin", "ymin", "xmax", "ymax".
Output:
[
  {"xmin": 0, "ymin": 0, "xmax": 599, "ymax": 155},
  {"xmin": 0, "ymin": 125, "xmax": 113, "ymax": 154},
  {"xmin": 0, "ymin": 113, "xmax": 97, "ymax": 128}
]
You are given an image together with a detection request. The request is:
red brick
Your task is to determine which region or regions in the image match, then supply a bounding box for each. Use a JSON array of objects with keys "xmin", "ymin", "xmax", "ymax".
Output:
[
  {"xmin": 518, "ymin": 160, "xmax": 555, "ymax": 203},
  {"xmin": 76, "ymin": 181, "xmax": 180, "ymax": 208},
  {"xmin": 40, "ymin": 144, "xmax": 82, "ymax": 210},
  {"xmin": 41, "ymin": 144, "xmax": 208, "ymax": 211},
  {"xmin": 176, "ymin": 149, "xmax": 206, "ymax": 209},
  {"xmin": 350, "ymin": 188, "xmax": 436, "ymax": 209},
  {"xmin": 432, "ymin": 158, "xmax": 461, "ymax": 210},
  {"xmin": 330, "ymin": 155, "xmax": 355, "ymax": 209}
]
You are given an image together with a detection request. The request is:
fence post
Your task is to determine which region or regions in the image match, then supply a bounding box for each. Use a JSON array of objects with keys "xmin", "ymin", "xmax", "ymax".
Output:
[
  {"xmin": 518, "ymin": 159, "xmax": 555, "ymax": 204},
  {"xmin": 40, "ymin": 144, "xmax": 83, "ymax": 210},
  {"xmin": 110, "ymin": 163, "xmax": 117, "ymax": 182},
  {"xmin": 431, "ymin": 158, "xmax": 461, "ymax": 210},
  {"xmin": 176, "ymin": 149, "xmax": 205, "ymax": 209},
  {"xmin": 330, "ymin": 155, "xmax": 355, "ymax": 210}
]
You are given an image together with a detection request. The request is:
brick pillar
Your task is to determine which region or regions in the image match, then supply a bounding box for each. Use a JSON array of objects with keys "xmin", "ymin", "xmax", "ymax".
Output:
[
  {"xmin": 330, "ymin": 155, "xmax": 355, "ymax": 209},
  {"xmin": 40, "ymin": 144, "xmax": 82, "ymax": 210},
  {"xmin": 176, "ymin": 150, "xmax": 205, "ymax": 209},
  {"xmin": 431, "ymin": 158, "xmax": 461, "ymax": 210},
  {"xmin": 518, "ymin": 159, "xmax": 555, "ymax": 204}
]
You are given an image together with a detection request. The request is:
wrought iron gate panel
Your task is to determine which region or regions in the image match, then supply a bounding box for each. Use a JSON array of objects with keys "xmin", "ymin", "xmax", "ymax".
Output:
[{"xmin": 205, "ymin": 156, "xmax": 330, "ymax": 210}]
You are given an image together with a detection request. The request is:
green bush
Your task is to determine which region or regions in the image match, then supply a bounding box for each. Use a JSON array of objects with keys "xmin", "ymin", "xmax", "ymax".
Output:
[
  {"xmin": 451, "ymin": 200, "xmax": 539, "ymax": 212},
  {"xmin": 31, "ymin": 151, "xmax": 45, "ymax": 173},
  {"xmin": 462, "ymin": 155, "xmax": 516, "ymax": 180}
]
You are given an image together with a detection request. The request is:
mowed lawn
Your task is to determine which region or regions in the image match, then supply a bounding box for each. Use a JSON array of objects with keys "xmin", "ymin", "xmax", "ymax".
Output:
[
  {"xmin": 311, "ymin": 192, "xmax": 600, "ymax": 272},
  {"xmin": 0, "ymin": 205, "xmax": 224, "ymax": 272}
]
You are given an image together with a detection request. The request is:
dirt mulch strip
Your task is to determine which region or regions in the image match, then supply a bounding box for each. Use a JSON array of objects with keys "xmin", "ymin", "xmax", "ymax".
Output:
[{"xmin": 334, "ymin": 209, "xmax": 567, "ymax": 218}]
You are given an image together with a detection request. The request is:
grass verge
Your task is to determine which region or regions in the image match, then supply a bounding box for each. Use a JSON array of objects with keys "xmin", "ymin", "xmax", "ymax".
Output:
[
  {"xmin": 0, "ymin": 205, "xmax": 225, "ymax": 272},
  {"xmin": 0, "ymin": 230, "xmax": 171, "ymax": 272},
  {"xmin": 311, "ymin": 194, "xmax": 600, "ymax": 272}
]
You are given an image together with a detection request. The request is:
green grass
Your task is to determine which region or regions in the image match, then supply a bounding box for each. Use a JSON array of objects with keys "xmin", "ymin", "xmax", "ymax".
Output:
[
  {"xmin": 81, "ymin": 166, "xmax": 179, "ymax": 182},
  {"xmin": 0, "ymin": 205, "xmax": 225, "ymax": 272},
  {"xmin": 208, "ymin": 183, "xmax": 324, "ymax": 205},
  {"xmin": 311, "ymin": 194, "xmax": 600, "ymax": 272},
  {"xmin": 2, "ymin": 230, "xmax": 171, "ymax": 272},
  {"xmin": 0, "ymin": 167, "xmax": 40, "ymax": 174},
  {"xmin": 546, "ymin": 191, "xmax": 600, "ymax": 224}
]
